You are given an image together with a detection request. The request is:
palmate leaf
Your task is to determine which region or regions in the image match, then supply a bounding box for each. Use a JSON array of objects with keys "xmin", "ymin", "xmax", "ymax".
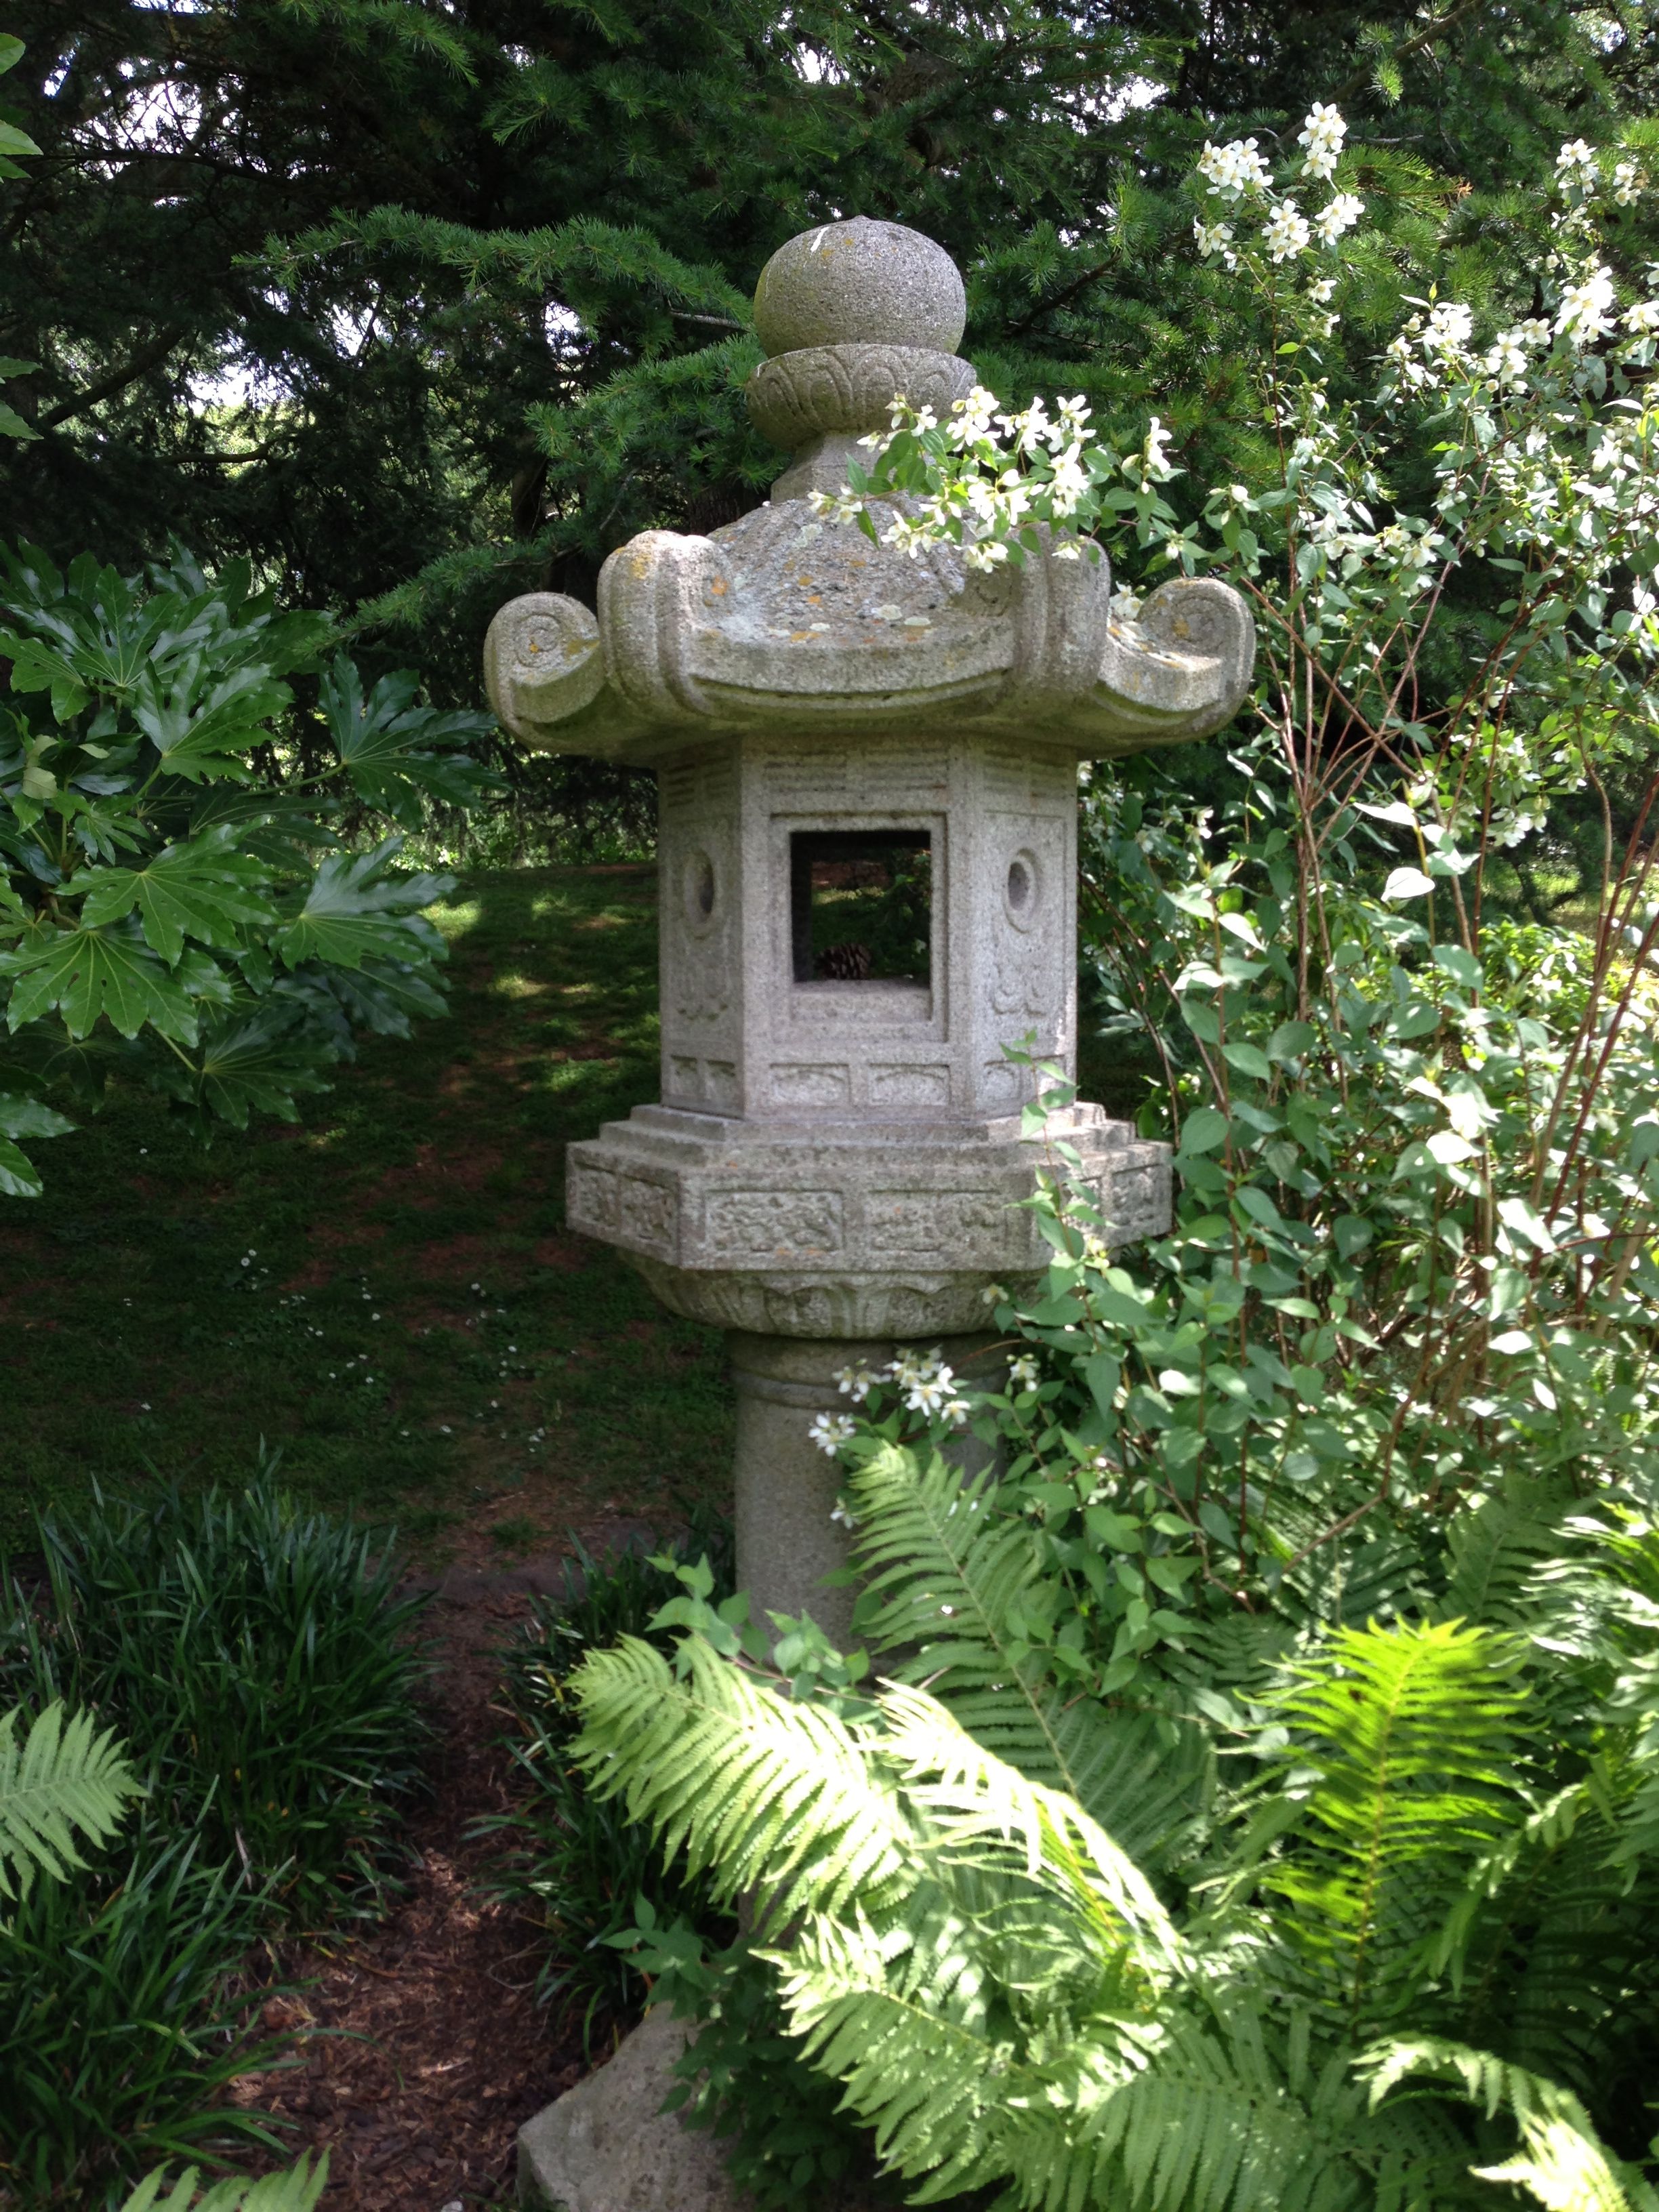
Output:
[
  {"xmin": 0, "ymin": 1700, "xmax": 139, "ymax": 1897},
  {"xmin": 0, "ymin": 1088, "xmax": 73, "ymax": 1196},
  {"xmin": 68, "ymin": 825, "xmax": 276, "ymax": 962},
  {"xmin": 0, "ymin": 917, "xmax": 199, "ymax": 1040},
  {"xmin": 116, "ymin": 2154, "xmax": 329, "ymax": 2212},
  {"xmin": 162, "ymin": 1006, "xmax": 335, "ymax": 1129},
  {"xmin": 848, "ymin": 1442, "xmax": 1212, "ymax": 1869},
  {"xmin": 319, "ymin": 652, "xmax": 497, "ymax": 825},
  {"xmin": 275, "ymin": 838, "xmax": 453, "ymax": 971},
  {"xmin": 131, "ymin": 661, "xmax": 291, "ymax": 782}
]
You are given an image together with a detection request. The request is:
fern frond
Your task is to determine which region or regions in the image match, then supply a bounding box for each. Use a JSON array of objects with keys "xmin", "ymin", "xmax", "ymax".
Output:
[
  {"xmin": 1360, "ymin": 2040, "xmax": 1659, "ymax": 2212},
  {"xmin": 876, "ymin": 1680, "xmax": 1185, "ymax": 1976},
  {"xmin": 849, "ymin": 1441, "xmax": 1210, "ymax": 1866},
  {"xmin": 1442, "ymin": 1479, "xmax": 1574, "ymax": 1626},
  {"xmin": 0, "ymin": 1700, "xmax": 138, "ymax": 1897},
  {"xmin": 571, "ymin": 1635, "xmax": 919, "ymax": 1928},
  {"xmin": 116, "ymin": 2154, "xmax": 329, "ymax": 2211},
  {"xmin": 1263, "ymin": 1622, "xmax": 1528, "ymax": 2028}
]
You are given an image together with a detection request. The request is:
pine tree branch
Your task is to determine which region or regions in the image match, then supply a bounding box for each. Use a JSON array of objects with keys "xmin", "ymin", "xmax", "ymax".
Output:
[{"xmin": 39, "ymin": 325, "xmax": 188, "ymax": 429}]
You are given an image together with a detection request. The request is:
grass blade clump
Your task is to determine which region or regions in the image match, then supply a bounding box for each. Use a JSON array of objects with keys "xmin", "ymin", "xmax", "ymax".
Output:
[{"xmin": 1, "ymin": 1470, "xmax": 432, "ymax": 1916}]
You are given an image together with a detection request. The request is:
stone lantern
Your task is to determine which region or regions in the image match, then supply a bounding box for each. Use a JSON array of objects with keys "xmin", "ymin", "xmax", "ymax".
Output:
[{"xmin": 485, "ymin": 216, "xmax": 1252, "ymax": 1649}]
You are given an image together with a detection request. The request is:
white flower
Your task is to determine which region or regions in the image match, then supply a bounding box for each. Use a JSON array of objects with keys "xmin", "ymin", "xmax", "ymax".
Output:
[
  {"xmin": 1556, "ymin": 262, "xmax": 1617, "ymax": 341},
  {"xmin": 1057, "ymin": 393, "xmax": 1091, "ymax": 434},
  {"xmin": 809, "ymin": 1411, "xmax": 857, "ymax": 1455},
  {"xmin": 949, "ymin": 386, "xmax": 1000, "ymax": 443},
  {"xmin": 1614, "ymin": 159, "xmax": 1642, "ymax": 205},
  {"xmin": 1556, "ymin": 138, "xmax": 1599, "ymax": 185},
  {"xmin": 904, "ymin": 1365, "xmax": 958, "ymax": 1416},
  {"xmin": 1308, "ymin": 276, "xmax": 1337, "ymax": 305},
  {"xmin": 1422, "ymin": 300, "xmax": 1474, "ymax": 354},
  {"xmin": 1485, "ymin": 331, "xmax": 1530, "ymax": 384},
  {"xmin": 1048, "ymin": 450, "xmax": 1088, "ymax": 515},
  {"xmin": 1263, "ymin": 200, "xmax": 1311, "ymax": 262},
  {"xmin": 1298, "ymin": 102, "xmax": 1348, "ymax": 182},
  {"xmin": 1625, "ymin": 300, "xmax": 1659, "ymax": 334},
  {"xmin": 836, "ymin": 1362, "xmax": 880, "ymax": 1402},
  {"xmin": 981, "ymin": 1283, "xmax": 1008, "ymax": 1307},
  {"xmin": 1008, "ymin": 1353, "xmax": 1042, "ymax": 1390},
  {"xmin": 1517, "ymin": 317, "xmax": 1553, "ymax": 348},
  {"xmin": 1193, "ymin": 216, "xmax": 1235, "ymax": 260},
  {"xmin": 1314, "ymin": 192, "xmax": 1364, "ymax": 245},
  {"xmin": 1141, "ymin": 415, "xmax": 1176, "ymax": 481},
  {"xmin": 829, "ymin": 1501, "xmax": 859, "ymax": 1530},
  {"xmin": 1197, "ymin": 136, "xmax": 1273, "ymax": 199}
]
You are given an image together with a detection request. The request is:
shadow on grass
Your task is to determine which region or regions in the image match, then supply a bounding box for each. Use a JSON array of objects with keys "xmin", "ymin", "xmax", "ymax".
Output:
[{"xmin": 0, "ymin": 864, "xmax": 733, "ymax": 1563}]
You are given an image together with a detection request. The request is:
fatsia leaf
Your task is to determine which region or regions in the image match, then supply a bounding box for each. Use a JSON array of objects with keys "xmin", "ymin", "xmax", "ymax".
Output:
[
  {"xmin": 68, "ymin": 827, "xmax": 276, "ymax": 961},
  {"xmin": 0, "ymin": 1088, "xmax": 74, "ymax": 1197},
  {"xmin": 186, "ymin": 1007, "xmax": 334, "ymax": 1128},
  {"xmin": 0, "ymin": 1700, "xmax": 139, "ymax": 1897},
  {"xmin": 131, "ymin": 662, "xmax": 291, "ymax": 782},
  {"xmin": 319, "ymin": 652, "xmax": 496, "ymax": 825},
  {"xmin": 0, "ymin": 920, "xmax": 199, "ymax": 1040},
  {"xmin": 275, "ymin": 840, "xmax": 453, "ymax": 971}
]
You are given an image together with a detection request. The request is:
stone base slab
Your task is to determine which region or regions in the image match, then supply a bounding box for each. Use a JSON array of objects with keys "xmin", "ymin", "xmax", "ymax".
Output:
[{"xmin": 567, "ymin": 1099, "xmax": 1169, "ymax": 1338}]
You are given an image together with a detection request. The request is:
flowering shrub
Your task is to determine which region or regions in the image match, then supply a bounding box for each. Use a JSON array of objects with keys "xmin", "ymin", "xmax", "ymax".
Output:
[{"xmin": 802, "ymin": 103, "xmax": 1659, "ymax": 1680}]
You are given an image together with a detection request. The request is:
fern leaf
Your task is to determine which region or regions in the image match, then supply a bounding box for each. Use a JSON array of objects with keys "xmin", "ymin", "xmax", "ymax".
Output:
[
  {"xmin": 876, "ymin": 1679, "xmax": 1185, "ymax": 1975},
  {"xmin": 1361, "ymin": 2040, "xmax": 1659, "ymax": 2212},
  {"xmin": 1263, "ymin": 1622, "xmax": 1528, "ymax": 2028},
  {"xmin": 572, "ymin": 1635, "xmax": 920, "ymax": 1929},
  {"xmin": 1442, "ymin": 1479, "xmax": 1574, "ymax": 1626},
  {"xmin": 849, "ymin": 1441, "xmax": 1210, "ymax": 1866},
  {"xmin": 115, "ymin": 2155, "xmax": 329, "ymax": 2211},
  {"xmin": 0, "ymin": 1700, "xmax": 138, "ymax": 1897}
]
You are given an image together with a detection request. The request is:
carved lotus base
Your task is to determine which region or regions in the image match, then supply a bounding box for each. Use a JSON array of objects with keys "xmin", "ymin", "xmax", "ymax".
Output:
[{"xmin": 566, "ymin": 1100, "xmax": 1170, "ymax": 1339}]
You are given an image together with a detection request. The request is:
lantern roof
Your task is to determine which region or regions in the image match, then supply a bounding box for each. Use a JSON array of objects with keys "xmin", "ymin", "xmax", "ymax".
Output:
[{"xmin": 485, "ymin": 218, "xmax": 1253, "ymax": 763}]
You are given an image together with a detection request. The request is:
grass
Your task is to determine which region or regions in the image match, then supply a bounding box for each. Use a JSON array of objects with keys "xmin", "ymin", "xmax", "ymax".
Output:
[{"xmin": 0, "ymin": 865, "xmax": 733, "ymax": 1564}]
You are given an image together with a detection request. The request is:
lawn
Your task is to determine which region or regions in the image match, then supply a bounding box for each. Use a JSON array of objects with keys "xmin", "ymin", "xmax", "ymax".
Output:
[{"xmin": 0, "ymin": 864, "xmax": 734, "ymax": 1563}]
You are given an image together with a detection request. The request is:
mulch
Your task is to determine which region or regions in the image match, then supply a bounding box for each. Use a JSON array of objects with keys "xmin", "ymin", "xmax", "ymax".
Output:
[{"xmin": 231, "ymin": 1552, "xmax": 640, "ymax": 2212}]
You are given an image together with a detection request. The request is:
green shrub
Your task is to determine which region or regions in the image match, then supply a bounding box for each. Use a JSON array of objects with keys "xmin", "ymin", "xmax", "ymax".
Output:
[
  {"xmin": 0, "ymin": 1826, "xmax": 287, "ymax": 2205},
  {"xmin": 488, "ymin": 1515, "xmax": 737, "ymax": 2055},
  {"xmin": 1, "ymin": 1471, "xmax": 431, "ymax": 1918},
  {"xmin": 0, "ymin": 1475, "xmax": 432, "ymax": 2205}
]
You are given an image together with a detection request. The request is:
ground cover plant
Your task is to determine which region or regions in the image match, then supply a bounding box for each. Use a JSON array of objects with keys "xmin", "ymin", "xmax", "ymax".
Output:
[
  {"xmin": 562, "ymin": 106, "xmax": 1659, "ymax": 2212},
  {"xmin": 0, "ymin": 1478, "xmax": 428, "ymax": 2207}
]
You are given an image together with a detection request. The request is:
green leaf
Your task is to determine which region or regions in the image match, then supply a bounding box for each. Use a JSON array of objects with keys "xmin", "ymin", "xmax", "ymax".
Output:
[
  {"xmin": 187, "ymin": 1007, "xmax": 333, "ymax": 1129},
  {"xmin": 70, "ymin": 828, "xmax": 276, "ymax": 962},
  {"xmin": 1223, "ymin": 1041, "xmax": 1273, "ymax": 1080},
  {"xmin": 132, "ymin": 665, "xmax": 291, "ymax": 782},
  {"xmin": 0, "ymin": 921, "xmax": 200, "ymax": 1040},
  {"xmin": 275, "ymin": 840, "xmax": 453, "ymax": 971},
  {"xmin": 0, "ymin": 1701, "xmax": 139, "ymax": 1898},
  {"xmin": 1179, "ymin": 1106, "xmax": 1230, "ymax": 1155},
  {"xmin": 0, "ymin": 1090, "xmax": 75, "ymax": 1197},
  {"xmin": 319, "ymin": 652, "xmax": 497, "ymax": 825}
]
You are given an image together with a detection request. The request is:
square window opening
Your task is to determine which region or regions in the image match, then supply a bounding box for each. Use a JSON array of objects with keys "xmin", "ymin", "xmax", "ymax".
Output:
[{"xmin": 790, "ymin": 830, "xmax": 932, "ymax": 985}]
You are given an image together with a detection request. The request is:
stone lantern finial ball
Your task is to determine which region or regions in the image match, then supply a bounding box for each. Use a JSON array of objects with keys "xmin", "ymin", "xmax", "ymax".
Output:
[{"xmin": 752, "ymin": 217, "xmax": 966, "ymax": 358}]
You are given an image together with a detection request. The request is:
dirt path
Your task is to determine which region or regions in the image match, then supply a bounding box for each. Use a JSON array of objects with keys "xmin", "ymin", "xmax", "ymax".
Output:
[{"xmin": 235, "ymin": 1582, "xmax": 605, "ymax": 2211}]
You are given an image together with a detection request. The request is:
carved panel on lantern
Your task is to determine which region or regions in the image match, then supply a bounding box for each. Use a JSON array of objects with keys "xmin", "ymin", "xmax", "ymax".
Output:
[
  {"xmin": 869, "ymin": 1063, "xmax": 951, "ymax": 1107},
  {"xmin": 705, "ymin": 1189, "xmax": 844, "ymax": 1256},
  {"xmin": 568, "ymin": 1164, "xmax": 619, "ymax": 1231},
  {"xmin": 771, "ymin": 1063, "xmax": 851, "ymax": 1107},
  {"xmin": 867, "ymin": 1189, "xmax": 1022, "ymax": 1258},
  {"xmin": 620, "ymin": 1176, "xmax": 678, "ymax": 1253}
]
